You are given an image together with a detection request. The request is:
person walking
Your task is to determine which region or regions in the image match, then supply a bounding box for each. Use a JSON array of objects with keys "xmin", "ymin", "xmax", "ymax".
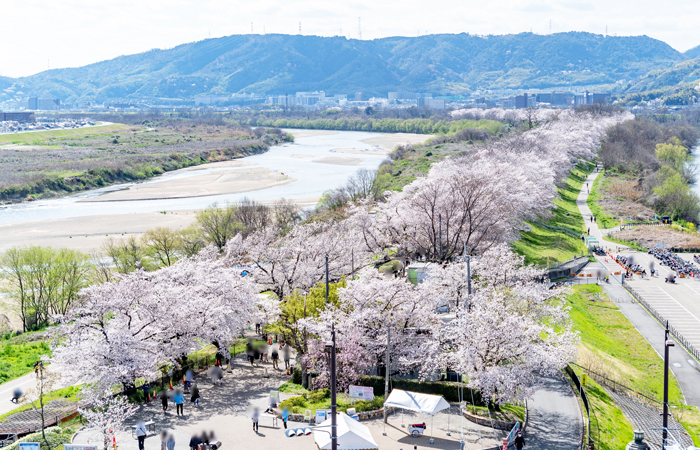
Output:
[
  {"xmin": 281, "ymin": 407, "xmax": 289, "ymax": 429},
  {"xmin": 166, "ymin": 434, "xmax": 175, "ymax": 450},
  {"xmin": 252, "ymin": 408, "xmax": 260, "ymax": 432},
  {"xmin": 283, "ymin": 344, "xmax": 291, "ymax": 371},
  {"xmin": 514, "ymin": 431, "xmax": 525, "ymax": 449},
  {"xmin": 135, "ymin": 422, "xmax": 147, "ymax": 450},
  {"xmin": 587, "ymin": 227, "xmax": 590, "ymax": 235},
  {"xmin": 189, "ymin": 434, "xmax": 202, "ymax": 450},
  {"xmin": 160, "ymin": 431, "xmax": 168, "ymax": 450},
  {"xmin": 271, "ymin": 343, "xmax": 279, "ymax": 369},
  {"xmin": 160, "ymin": 390, "xmax": 169, "ymax": 414},
  {"xmin": 191, "ymin": 383, "xmax": 200, "ymax": 407},
  {"xmin": 246, "ymin": 339, "xmax": 255, "ymax": 366},
  {"xmin": 174, "ymin": 390, "xmax": 185, "ymax": 416}
]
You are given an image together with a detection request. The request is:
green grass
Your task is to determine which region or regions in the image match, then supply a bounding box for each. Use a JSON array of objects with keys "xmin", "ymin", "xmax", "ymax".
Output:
[
  {"xmin": 280, "ymin": 389, "xmax": 385, "ymax": 415},
  {"xmin": 588, "ymin": 169, "xmax": 617, "ymax": 230},
  {"xmin": 469, "ymin": 403, "xmax": 525, "ymax": 423},
  {"xmin": 513, "ymin": 223, "xmax": 587, "ymax": 266},
  {"xmin": 0, "ymin": 336, "xmax": 51, "ymax": 384},
  {"xmin": 602, "ymin": 235, "xmax": 648, "ymax": 252},
  {"xmin": 279, "ymin": 381, "xmax": 310, "ymax": 395},
  {"xmin": 514, "ymin": 161, "xmax": 593, "ymax": 265},
  {"xmin": 568, "ymin": 285, "xmax": 700, "ymax": 447},
  {"xmin": 0, "ymin": 124, "xmax": 132, "ymax": 144}
]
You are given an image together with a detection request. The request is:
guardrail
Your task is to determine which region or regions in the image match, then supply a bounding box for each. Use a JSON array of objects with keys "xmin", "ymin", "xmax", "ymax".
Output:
[
  {"xmin": 625, "ymin": 286, "xmax": 700, "ymax": 363},
  {"xmin": 564, "ymin": 365, "xmax": 593, "ymax": 450}
]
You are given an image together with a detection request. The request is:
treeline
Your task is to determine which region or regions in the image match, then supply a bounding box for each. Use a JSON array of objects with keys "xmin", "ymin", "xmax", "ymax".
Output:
[
  {"xmin": 0, "ymin": 197, "xmax": 303, "ymax": 332},
  {"xmin": 600, "ymin": 116, "xmax": 700, "ymax": 222},
  {"xmin": 246, "ymin": 117, "xmax": 503, "ymax": 135}
]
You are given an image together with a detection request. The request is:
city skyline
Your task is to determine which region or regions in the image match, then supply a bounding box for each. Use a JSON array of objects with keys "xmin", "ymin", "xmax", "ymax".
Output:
[{"xmin": 1, "ymin": 0, "xmax": 699, "ymax": 78}]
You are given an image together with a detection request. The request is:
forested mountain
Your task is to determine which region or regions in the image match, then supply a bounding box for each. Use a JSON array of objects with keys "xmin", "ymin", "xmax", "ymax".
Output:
[{"xmin": 2, "ymin": 32, "xmax": 691, "ymax": 103}]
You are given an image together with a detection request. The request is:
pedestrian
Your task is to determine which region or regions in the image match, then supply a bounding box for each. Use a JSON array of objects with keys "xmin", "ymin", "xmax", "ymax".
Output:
[
  {"xmin": 252, "ymin": 408, "xmax": 260, "ymax": 432},
  {"xmin": 160, "ymin": 431, "xmax": 168, "ymax": 450},
  {"xmin": 514, "ymin": 431, "xmax": 525, "ymax": 449},
  {"xmin": 255, "ymin": 322, "xmax": 261, "ymax": 334},
  {"xmin": 587, "ymin": 227, "xmax": 590, "ymax": 235},
  {"xmin": 283, "ymin": 344, "xmax": 291, "ymax": 370},
  {"xmin": 11, "ymin": 389, "xmax": 22, "ymax": 404},
  {"xmin": 174, "ymin": 389, "xmax": 185, "ymax": 416},
  {"xmin": 189, "ymin": 434, "xmax": 202, "ymax": 450},
  {"xmin": 246, "ymin": 339, "xmax": 255, "ymax": 366},
  {"xmin": 191, "ymin": 383, "xmax": 200, "ymax": 407},
  {"xmin": 142, "ymin": 382, "xmax": 151, "ymax": 403},
  {"xmin": 282, "ymin": 407, "xmax": 289, "ymax": 429},
  {"xmin": 166, "ymin": 434, "xmax": 175, "ymax": 450},
  {"xmin": 135, "ymin": 421, "xmax": 147, "ymax": 450},
  {"xmin": 271, "ymin": 343, "xmax": 279, "ymax": 369},
  {"xmin": 160, "ymin": 390, "xmax": 169, "ymax": 414}
]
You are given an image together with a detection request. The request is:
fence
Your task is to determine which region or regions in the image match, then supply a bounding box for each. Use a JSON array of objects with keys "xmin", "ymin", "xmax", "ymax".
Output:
[
  {"xmin": 564, "ymin": 365, "xmax": 593, "ymax": 450},
  {"xmin": 570, "ymin": 362, "xmax": 661, "ymax": 407},
  {"xmin": 624, "ymin": 286, "xmax": 700, "ymax": 363}
]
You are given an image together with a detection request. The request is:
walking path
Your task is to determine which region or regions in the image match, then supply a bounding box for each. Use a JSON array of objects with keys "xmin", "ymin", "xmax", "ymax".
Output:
[
  {"xmin": 73, "ymin": 357, "xmax": 504, "ymax": 450},
  {"xmin": 576, "ymin": 165, "xmax": 700, "ymax": 414},
  {"xmin": 525, "ymin": 374, "xmax": 583, "ymax": 450}
]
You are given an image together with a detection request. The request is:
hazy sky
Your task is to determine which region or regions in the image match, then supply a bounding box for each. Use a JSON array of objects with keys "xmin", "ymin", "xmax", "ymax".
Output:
[{"xmin": 1, "ymin": 0, "xmax": 699, "ymax": 78}]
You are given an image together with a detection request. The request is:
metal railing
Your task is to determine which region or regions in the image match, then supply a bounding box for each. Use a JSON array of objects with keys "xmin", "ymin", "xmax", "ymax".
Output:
[{"xmin": 625, "ymin": 286, "xmax": 700, "ymax": 363}]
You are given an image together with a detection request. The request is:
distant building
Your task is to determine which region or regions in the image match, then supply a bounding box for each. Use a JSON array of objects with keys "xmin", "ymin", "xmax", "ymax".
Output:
[
  {"xmin": 0, "ymin": 111, "xmax": 35, "ymax": 122},
  {"xmin": 354, "ymin": 92, "xmax": 364, "ymax": 101},
  {"xmin": 194, "ymin": 95, "xmax": 230, "ymax": 105},
  {"xmin": 515, "ymin": 93, "xmax": 528, "ymax": 109},
  {"xmin": 418, "ymin": 98, "xmax": 445, "ymax": 109},
  {"xmin": 574, "ymin": 91, "xmax": 611, "ymax": 106},
  {"xmin": 27, "ymin": 97, "xmax": 61, "ymax": 110}
]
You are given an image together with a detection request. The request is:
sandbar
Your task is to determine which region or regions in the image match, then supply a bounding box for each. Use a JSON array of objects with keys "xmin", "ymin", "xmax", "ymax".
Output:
[
  {"xmin": 292, "ymin": 154, "xmax": 314, "ymax": 158},
  {"xmin": 81, "ymin": 167, "xmax": 295, "ymax": 202},
  {"xmin": 285, "ymin": 129, "xmax": 339, "ymax": 138},
  {"xmin": 361, "ymin": 133, "xmax": 433, "ymax": 151},
  {"xmin": 331, "ymin": 147, "xmax": 391, "ymax": 155},
  {"xmin": 312, "ymin": 157, "xmax": 363, "ymax": 166}
]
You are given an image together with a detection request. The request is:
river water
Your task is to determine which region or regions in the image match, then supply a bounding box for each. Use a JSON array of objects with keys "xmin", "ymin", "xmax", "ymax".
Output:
[{"xmin": 0, "ymin": 130, "xmax": 391, "ymax": 225}]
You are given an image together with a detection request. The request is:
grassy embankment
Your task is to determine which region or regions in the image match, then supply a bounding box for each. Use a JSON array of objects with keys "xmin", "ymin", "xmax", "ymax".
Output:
[
  {"xmin": 587, "ymin": 169, "xmax": 619, "ymax": 230},
  {"xmin": 512, "ymin": 161, "xmax": 593, "ymax": 266},
  {"xmin": 568, "ymin": 285, "xmax": 700, "ymax": 448},
  {"xmin": 0, "ymin": 123, "xmax": 132, "ymax": 144},
  {"xmin": 0, "ymin": 332, "xmax": 51, "ymax": 384}
]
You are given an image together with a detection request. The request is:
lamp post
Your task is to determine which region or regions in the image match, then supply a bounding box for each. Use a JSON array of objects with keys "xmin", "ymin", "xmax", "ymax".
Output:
[
  {"xmin": 325, "ymin": 255, "xmax": 338, "ymax": 450},
  {"xmin": 662, "ymin": 321, "xmax": 675, "ymax": 449}
]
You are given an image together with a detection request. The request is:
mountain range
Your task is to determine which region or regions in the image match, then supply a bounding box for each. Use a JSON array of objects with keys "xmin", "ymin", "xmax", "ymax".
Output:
[{"xmin": 0, "ymin": 32, "xmax": 697, "ymax": 103}]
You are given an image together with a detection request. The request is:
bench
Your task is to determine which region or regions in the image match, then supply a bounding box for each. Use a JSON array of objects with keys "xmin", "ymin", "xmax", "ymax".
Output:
[
  {"xmin": 260, "ymin": 413, "xmax": 278, "ymax": 428},
  {"xmin": 131, "ymin": 421, "xmax": 156, "ymax": 438}
]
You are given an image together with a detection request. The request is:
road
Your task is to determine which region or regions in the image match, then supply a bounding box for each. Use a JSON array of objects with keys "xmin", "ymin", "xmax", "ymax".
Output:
[
  {"xmin": 526, "ymin": 375, "xmax": 583, "ymax": 450},
  {"xmin": 0, "ymin": 372, "xmax": 40, "ymax": 416}
]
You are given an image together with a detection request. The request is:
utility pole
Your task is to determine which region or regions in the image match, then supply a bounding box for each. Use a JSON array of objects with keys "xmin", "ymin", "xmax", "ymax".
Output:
[
  {"xmin": 325, "ymin": 256, "xmax": 329, "ymax": 302},
  {"xmin": 663, "ymin": 321, "xmax": 675, "ymax": 449},
  {"xmin": 383, "ymin": 328, "xmax": 390, "ymax": 423},
  {"xmin": 331, "ymin": 323, "xmax": 338, "ymax": 450}
]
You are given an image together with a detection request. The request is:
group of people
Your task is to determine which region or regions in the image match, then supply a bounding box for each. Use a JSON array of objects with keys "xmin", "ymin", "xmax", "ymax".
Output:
[
  {"xmin": 245, "ymin": 338, "xmax": 292, "ymax": 370},
  {"xmin": 156, "ymin": 384, "xmax": 200, "ymax": 416}
]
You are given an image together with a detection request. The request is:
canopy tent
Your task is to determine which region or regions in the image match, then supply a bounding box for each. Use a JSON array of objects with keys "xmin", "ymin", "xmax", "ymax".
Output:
[
  {"xmin": 314, "ymin": 412, "xmax": 379, "ymax": 450},
  {"xmin": 383, "ymin": 389, "xmax": 450, "ymax": 443},
  {"xmin": 384, "ymin": 389, "xmax": 450, "ymax": 415}
]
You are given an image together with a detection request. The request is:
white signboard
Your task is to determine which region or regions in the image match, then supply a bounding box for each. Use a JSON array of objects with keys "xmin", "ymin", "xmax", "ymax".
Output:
[
  {"xmin": 64, "ymin": 445, "xmax": 99, "ymax": 450},
  {"xmin": 348, "ymin": 385, "xmax": 374, "ymax": 401},
  {"xmin": 19, "ymin": 444, "xmax": 40, "ymax": 450}
]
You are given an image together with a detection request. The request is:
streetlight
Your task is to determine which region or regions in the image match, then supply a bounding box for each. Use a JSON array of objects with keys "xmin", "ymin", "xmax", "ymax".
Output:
[
  {"xmin": 662, "ymin": 321, "xmax": 675, "ymax": 450},
  {"xmin": 325, "ymin": 256, "xmax": 338, "ymax": 450}
]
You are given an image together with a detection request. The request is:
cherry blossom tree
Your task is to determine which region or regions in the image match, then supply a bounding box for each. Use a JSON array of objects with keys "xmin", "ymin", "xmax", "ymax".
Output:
[
  {"xmin": 50, "ymin": 247, "xmax": 259, "ymax": 393},
  {"xmin": 302, "ymin": 328, "xmax": 368, "ymax": 393},
  {"xmin": 79, "ymin": 394, "xmax": 136, "ymax": 450},
  {"xmin": 225, "ymin": 220, "xmax": 369, "ymax": 300},
  {"xmin": 421, "ymin": 244, "xmax": 579, "ymax": 404}
]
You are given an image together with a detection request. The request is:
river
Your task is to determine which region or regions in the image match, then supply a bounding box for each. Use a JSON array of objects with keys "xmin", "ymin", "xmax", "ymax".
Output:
[{"xmin": 0, "ymin": 130, "xmax": 426, "ymax": 226}]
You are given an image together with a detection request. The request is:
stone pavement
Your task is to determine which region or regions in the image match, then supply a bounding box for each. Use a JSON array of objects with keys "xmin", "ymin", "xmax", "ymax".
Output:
[{"xmin": 73, "ymin": 357, "xmax": 504, "ymax": 450}]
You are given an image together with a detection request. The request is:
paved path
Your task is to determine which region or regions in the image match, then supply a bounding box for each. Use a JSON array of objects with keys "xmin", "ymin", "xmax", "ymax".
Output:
[
  {"xmin": 577, "ymin": 166, "xmax": 700, "ymax": 414},
  {"xmin": 0, "ymin": 373, "xmax": 43, "ymax": 416},
  {"xmin": 74, "ymin": 357, "xmax": 503, "ymax": 450},
  {"xmin": 526, "ymin": 374, "xmax": 583, "ymax": 450}
]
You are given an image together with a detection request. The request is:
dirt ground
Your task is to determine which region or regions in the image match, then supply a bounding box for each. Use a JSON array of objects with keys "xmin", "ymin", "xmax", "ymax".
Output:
[{"xmin": 614, "ymin": 226, "xmax": 700, "ymax": 250}]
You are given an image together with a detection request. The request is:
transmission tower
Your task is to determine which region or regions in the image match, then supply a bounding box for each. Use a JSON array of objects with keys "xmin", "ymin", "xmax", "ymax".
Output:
[
  {"xmin": 549, "ymin": 19, "xmax": 552, "ymax": 34},
  {"xmin": 358, "ymin": 17, "xmax": 362, "ymax": 40},
  {"xmin": 251, "ymin": 22, "xmax": 253, "ymax": 33},
  {"xmin": 605, "ymin": 25, "xmax": 608, "ymax": 36},
  {"xmin": 299, "ymin": 22, "xmax": 301, "ymax": 34}
]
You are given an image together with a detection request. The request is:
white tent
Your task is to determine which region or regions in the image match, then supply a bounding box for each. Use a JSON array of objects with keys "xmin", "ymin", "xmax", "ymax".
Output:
[
  {"xmin": 383, "ymin": 389, "xmax": 450, "ymax": 443},
  {"xmin": 314, "ymin": 412, "xmax": 379, "ymax": 450},
  {"xmin": 384, "ymin": 389, "xmax": 450, "ymax": 415}
]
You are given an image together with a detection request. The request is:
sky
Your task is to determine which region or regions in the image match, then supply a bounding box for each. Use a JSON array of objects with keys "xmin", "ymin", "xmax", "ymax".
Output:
[{"xmin": 1, "ymin": 0, "xmax": 699, "ymax": 78}]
